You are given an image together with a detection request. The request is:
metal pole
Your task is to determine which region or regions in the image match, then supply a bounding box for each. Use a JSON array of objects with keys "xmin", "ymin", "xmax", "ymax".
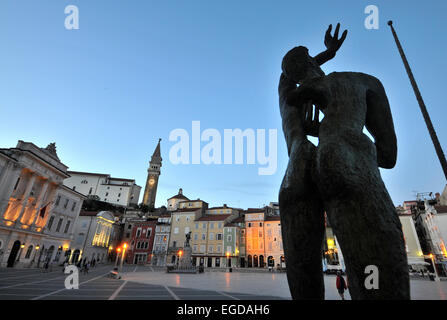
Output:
[
  {"xmin": 388, "ymin": 21, "xmax": 447, "ymax": 181},
  {"xmin": 115, "ymin": 252, "xmax": 120, "ymax": 267},
  {"xmin": 120, "ymin": 248, "xmax": 126, "ymax": 272}
]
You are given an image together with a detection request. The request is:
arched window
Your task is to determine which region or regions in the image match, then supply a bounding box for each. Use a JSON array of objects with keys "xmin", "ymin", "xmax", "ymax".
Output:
[
  {"xmin": 247, "ymin": 255, "xmax": 252, "ymax": 268},
  {"xmin": 253, "ymin": 255, "xmax": 259, "ymax": 267},
  {"xmin": 25, "ymin": 245, "xmax": 33, "ymax": 259}
]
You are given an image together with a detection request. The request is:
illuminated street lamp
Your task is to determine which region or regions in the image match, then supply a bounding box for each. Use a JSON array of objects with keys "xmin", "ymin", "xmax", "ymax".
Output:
[
  {"xmin": 226, "ymin": 251, "xmax": 230, "ymax": 269},
  {"xmin": 119, "ymin": 243, "xmax": 128, "ymax": 272},
  {"xmin": 16, "ymin": 244, "xmax": 25, "ymax": 263},
  {"xmin": 115, "ymin": 247, "xmax": 122, "ymax": 267},
  {"xmin": 428, "ymin": 253, "xmax": 440, "ymax": 281}
]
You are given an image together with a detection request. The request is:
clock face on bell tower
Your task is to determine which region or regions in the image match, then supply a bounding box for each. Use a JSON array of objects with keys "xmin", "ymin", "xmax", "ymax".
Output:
[{"xmin": 142, "ymin": 139, "xmax": 162, "ymax": 207}]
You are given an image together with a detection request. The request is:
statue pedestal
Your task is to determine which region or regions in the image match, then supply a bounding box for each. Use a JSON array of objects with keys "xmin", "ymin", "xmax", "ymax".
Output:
[{"xmin": 178, "ymin": 246, "xmax": 193, "ymax": 269}]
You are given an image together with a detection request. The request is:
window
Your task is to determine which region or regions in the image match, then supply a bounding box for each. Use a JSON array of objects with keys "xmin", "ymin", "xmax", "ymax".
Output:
[
  {"xmin": 163, "ymin": 235, "xmax": 167, "ymax": 242},
  {"xmin": 218, "ymin": 222, "xmax": 222, "ymax": 228},
  {"xmin": 215, "ymin": 257, "xmax": 220, "ymax": 267},
  {"xmin": 227, "ymin": 235, "xmax": 232, "ymax": 242},
  {"xmin": 259, "ymin": 222, "xmax": 263, "ymax": 227},
  {"xmin": 210, "ymin": 223, "xmax": 214, "ymax": 229},
  {"xmin": 174, "ymin": 227, "xmax": 179, "ymax": 234},
  {"xmin": 259, "ymin": 230, "xmax": 263, "ymax": 237},
  {"xmin": 136, "ymin": 228, "xmax": 142, "ymax": 237},
  {"xmin": 55, "ymin": 196, "xmax": 61, "ymax": 206},
  {"xmin": 89, "ymin": 187, "xmax": 93, "ymax": 195},
  {"xmin": 202, "ymin": 233, "xmax": 206, "ymax": 240},
  {"xmin": 200, "ymin": 245, "xmax": 205, "ymax": 253},
  {"xmin": 193, "ymin": 245, "xmax": 197, "ymax": 252},
  {"xmin": 185, "ymin": 227, "xmax": 190, "ymax": 234},
  {"xmin": 63, "ymin": 199, "xmax": 69, "ymax": 209},
  {"xmin": 64, "ymin": 220, "xmax": 71, "ymax": 233},
  {"xmin": 117, "ymin": 199, "xmax": 119, "ymax": 202},
  {"xmin": 173, "ymin": 241, "xmax": 177, "ymax": 248},
  {"xmin": 71, "ymin": 202, "xmax": 76, "ymax": 211},
  {"xmin": 195, "ymin": 223, "xmax": 199, "ymax": 229},
  {"xmin": 176, "ymin": 216, "xmax": 180, "ymax": 222},
  {"xmin": 118, "ymin": 193, "xmax": 121, "ymax": 197},
  {"xmin": 47, "ymin": 216, "xmax": 55, "ymax": 230},
  {"xmin": 105, "ymin": 192, "xmax": 109, "ymax": 196},
  {"xmin": 202, "ymin": 223, "xmax": 206, "ymax": 229},
  {"xmin": 217, "ymin": 234, "xmax": 222, "ymax": 240},
  {"xmin": 147, "ymin": 228, "xmax": 152, "ymax": 238},
  {"xmin": 56, "ymin": 218, "xmax": 63, "ymax": 232},
  {"xmin": 209, "ymin": 233, "xmax": 214, "ymax": 240},
  {"xmin": 81, "ymin": 180, "xmax": 88, "ymax": 184},
  {"xmin": 217, "ymin": 245, "xmax": 221, "ymax": 252}
]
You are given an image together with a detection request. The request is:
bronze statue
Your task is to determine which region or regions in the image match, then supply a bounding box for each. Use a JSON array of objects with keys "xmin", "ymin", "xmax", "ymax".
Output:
[{"xmin": 278, "ymin": 23, "xmax": 409, "ymax": 300}]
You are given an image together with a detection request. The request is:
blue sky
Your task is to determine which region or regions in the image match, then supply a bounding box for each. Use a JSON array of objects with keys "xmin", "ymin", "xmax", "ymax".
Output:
[{"xmin": 0, "ymin": 0, "xmax": 446, "ymax": 209}]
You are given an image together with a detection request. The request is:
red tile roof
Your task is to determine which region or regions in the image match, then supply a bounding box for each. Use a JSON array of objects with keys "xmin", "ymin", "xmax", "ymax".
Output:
[
  {"xmin": 196, "ymin": 214, "xmax": 231, "ymax": 221},
  {"xmin": 174, "ymin": 208, "xmax": 202, "ymax": 213}
]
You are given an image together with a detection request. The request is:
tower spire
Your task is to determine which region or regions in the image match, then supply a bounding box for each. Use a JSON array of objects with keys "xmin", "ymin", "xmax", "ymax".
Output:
[{"xmin": 388, "ymin": 21, "xmax": 447, "ymax": 181}]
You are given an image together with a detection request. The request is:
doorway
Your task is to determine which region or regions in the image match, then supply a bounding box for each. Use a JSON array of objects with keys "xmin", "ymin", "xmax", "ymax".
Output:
[{"xmin": 7, "ymin": 240, "xmax": 21, "ymax": 267}]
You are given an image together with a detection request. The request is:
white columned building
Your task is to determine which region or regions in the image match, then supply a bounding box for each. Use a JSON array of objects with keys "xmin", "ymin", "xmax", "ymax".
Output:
[{"xmin": 0, "ymin": 141, "xmax": 85, "ymax": 268}]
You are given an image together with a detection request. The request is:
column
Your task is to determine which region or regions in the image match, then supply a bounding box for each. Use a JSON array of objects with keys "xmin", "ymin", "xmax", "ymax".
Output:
[
  {"xmin": 0, "ymin": 164, "xmax": 23, "ymax": 219},
  {"xmin": 28, "ymin": 179, "xmax": 51, "ymax": 226},
  {"xmin": 15, "ymin": 172, "xmax": 36, "ymax": 225}
]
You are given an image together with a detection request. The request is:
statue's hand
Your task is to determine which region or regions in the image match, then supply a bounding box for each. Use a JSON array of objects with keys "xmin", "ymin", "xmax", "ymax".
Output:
[{"xmin": 324, "ymin": 23, "xmax": 348, "ymax": 54}]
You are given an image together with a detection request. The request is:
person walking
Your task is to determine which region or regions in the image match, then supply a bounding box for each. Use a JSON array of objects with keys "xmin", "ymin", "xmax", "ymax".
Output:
[{"xmin": 336, "ymin": 271, "xmax": 348, "ymax": 300}]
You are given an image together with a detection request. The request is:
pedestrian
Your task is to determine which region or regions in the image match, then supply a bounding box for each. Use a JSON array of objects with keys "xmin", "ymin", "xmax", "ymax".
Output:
[{"xmin": 336, "ymin": 271, "xmax": 347, "ymax": 300}]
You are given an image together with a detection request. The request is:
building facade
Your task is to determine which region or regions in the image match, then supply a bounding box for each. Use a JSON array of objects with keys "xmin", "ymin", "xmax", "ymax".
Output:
[
  {"xmin": 0, "ymin": 141, "xmax": 83, "ymax": 268},
  {"xmin": 64, "ymin": 171, "xmax": 141, "ymax": 207},
  {"xmin": 192, "ymin": 214, "xmax": 236, "ymax": 268},
  {"xmin": 152, "ymin": 213, "xmax": 171, "ymax": 266},
  {"xmin": 71, "ymin": 210, "xmax": 116, "ymax": 264},
  {"xmin": 126, "ymin": 219, "xmax": 157, "ymax": 264}
]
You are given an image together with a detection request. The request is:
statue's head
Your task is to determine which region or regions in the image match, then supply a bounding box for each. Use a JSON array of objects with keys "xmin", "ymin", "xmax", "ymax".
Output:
[{"xmin": 282, "ymin": 46, "xmax": 324, "ymax": 84}]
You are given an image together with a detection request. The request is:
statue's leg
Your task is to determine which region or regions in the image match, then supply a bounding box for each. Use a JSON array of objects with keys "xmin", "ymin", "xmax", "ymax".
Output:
[
  {"xmin": 325, "ymin": 180, "xmax": 410, "ymax": 300},
  {"xmin": 279, "ymin": 141, "xmax": 325, "ymax": 299}
]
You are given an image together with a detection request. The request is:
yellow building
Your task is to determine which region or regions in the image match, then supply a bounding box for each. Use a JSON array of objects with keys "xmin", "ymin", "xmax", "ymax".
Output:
[
  {"xmin": 167, "ymin": 199, "xmax": 207, "ymax": 265},
  {"xmin": 192, "ymin": 213, "xmax": 237, "ymax": 268}
]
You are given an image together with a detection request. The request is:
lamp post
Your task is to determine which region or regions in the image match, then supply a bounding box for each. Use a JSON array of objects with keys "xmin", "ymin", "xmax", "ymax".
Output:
[
  {"xmin": 115, "ymin": 247, "xmax": 121, "ymax": 267},
  {"xmin": 429, "ymin": 253, "xmax": 440, "ymax": 281},
  {"xmin": 16, "ymin": 244, "xmax": 25, "ymax": 263},
  {"xmin": 226, "ymin": 251, "xmax": 230, "ymax": 270},
  {"xmin": 178, "ymin": 250, "xmax": 183, "ymax": 268},
  {"xmin": 119, "ymin": 243, "xmax": 127, "ymax": 272}
]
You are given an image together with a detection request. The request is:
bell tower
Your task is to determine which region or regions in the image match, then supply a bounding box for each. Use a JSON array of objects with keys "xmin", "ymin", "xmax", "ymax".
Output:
[{"xmin": 143, "ymin": 139, "xmax": 162, "ymax": 207}]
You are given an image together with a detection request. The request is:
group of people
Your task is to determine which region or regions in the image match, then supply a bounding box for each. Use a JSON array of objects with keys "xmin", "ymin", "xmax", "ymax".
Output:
[{"xmin": 63, "ymin": 257, "xmax": 99, "ymax": 275}]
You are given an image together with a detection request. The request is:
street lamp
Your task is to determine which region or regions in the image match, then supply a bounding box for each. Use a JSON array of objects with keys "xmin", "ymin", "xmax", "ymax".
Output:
[
  {"xmin": 226, "ymin": 251, "xmax": 230, "ymax": 269},
  {"xmin": 429, "ymin": 253, "xmax": 440, "ymax": 281},
  {"xmin": 119, "ymin": 243, "xmax": 127, "ymax": 272},
  {"xmin": 115, "ymin": 247, "xmax": 121, "ymax": 267},
  {"xmin": 16, "ymin": 244, "xmax": 25, "ymax": 263}
]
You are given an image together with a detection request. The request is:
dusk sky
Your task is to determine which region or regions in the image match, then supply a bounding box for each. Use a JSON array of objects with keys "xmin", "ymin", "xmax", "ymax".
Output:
[{"xmin": 1, "ymin": 0, "xmax": 446, "ymax": 209}]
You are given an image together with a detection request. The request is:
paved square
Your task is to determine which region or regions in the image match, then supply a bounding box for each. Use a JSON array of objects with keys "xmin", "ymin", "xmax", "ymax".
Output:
[{"xmin": 0, "ymin": 264, "xmax": 446, "ymax": 300}]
